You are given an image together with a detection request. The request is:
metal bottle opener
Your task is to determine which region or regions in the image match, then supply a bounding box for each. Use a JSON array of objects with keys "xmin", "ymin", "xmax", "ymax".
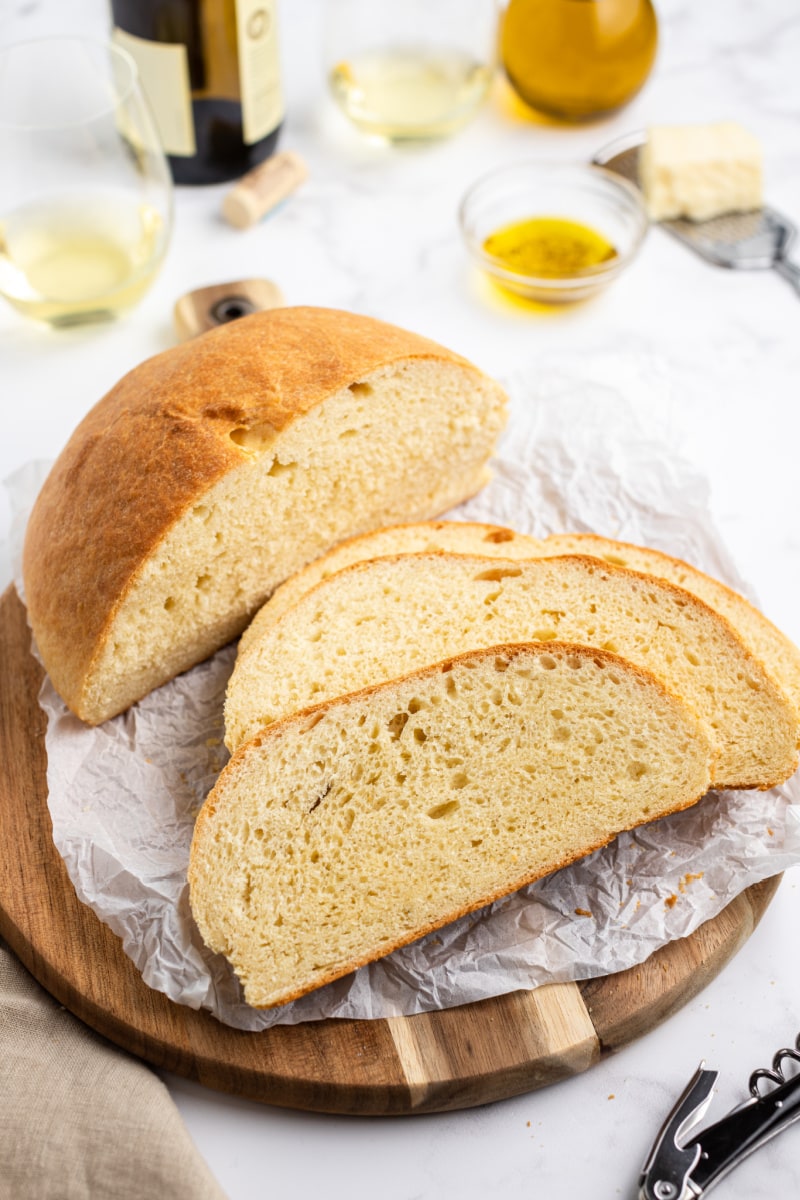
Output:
[{"xmin": 638, "ymin": 1033, "xmax": 800, "ymax": 1198}]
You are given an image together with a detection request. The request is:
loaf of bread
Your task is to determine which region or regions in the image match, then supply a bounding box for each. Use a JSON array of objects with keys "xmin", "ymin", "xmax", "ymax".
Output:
[
  {"xmin": 192, "ymin": 641, "xmax": 715, "ymax": 1008},
  {"xmin": 22, "ymin": 308, "xmax": 508, "ymax": 725},
  {"xmin": 238, "ymin": 521, "xmax": 800, "ymax": 716},
  {"xmin": 225, "ymin": 552, "xmax": 799, "ymax": 790}
]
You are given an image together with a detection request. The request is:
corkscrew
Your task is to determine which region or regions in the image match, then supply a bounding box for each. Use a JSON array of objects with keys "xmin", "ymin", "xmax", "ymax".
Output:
[{"xmin": 638, "ymin": 1033, "xmax": 800, "ymax": 1198}]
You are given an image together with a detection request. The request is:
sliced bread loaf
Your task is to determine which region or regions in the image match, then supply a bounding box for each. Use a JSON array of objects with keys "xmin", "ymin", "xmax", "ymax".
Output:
[
  {"xmin": 224, "ymin": 552, "xmax": 799, "ymax": 790},
  {"xmin": 22, "ymin": 308, "xmax": 507, "ymax": 725},
  {"xmin": 238, "ymin": 521, "xmax": 800, "ymax": 719},
  {"xmin": 193, "ymin": 641, "xmax": 715, "ymax": 1009}
]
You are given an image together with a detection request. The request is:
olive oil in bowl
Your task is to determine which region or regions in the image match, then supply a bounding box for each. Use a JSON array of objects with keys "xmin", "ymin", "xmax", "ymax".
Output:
[
  {"xmin": 459, "ymin": 162, "xmax": 648, "ymax": 305},
  {"xmin": 483, "ymin": 217, "xmax": 617, "ymax": 278}
]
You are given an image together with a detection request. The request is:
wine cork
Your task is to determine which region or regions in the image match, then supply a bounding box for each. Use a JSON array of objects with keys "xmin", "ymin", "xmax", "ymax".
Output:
[{"xmin": 222, "ymin": 151, "xmax": 308, "ymax": 230}]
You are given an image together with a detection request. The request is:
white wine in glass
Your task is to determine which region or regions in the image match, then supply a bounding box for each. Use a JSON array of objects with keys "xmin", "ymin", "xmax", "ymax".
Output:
[
  {"xmin": 0, "ymin": 37, "xmax": 172, "ymax": 326},
  {"xmin": 324, "ymin": 0, "xmax": 497, "ymax": 143}
]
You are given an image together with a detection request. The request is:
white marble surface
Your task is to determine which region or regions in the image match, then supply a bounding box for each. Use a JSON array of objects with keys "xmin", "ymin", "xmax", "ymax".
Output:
[{"xmin": 2, "ymin": 1, "xmax": 800, "ymax": 1197}]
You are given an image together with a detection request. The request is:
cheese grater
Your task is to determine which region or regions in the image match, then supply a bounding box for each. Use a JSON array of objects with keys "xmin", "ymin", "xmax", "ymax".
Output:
[{"xmin": 594, "ymin": 132, "xmax": 800, "ymax": 298}]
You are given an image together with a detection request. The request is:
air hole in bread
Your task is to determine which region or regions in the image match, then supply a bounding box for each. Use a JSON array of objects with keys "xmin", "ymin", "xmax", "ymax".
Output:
[
  {"xmin": 685, "ymin": 650, "xmax": 701, "ymax": 666},
  {"xmin": 451, "ymin": 772, "xmax": 469, "ymax": 790},
  {"xmin": 413, "ymin": 727, "xmax": 427, "ymax": 743},
  {"xmin": 427, "ymin": 799, "xmax": 460, "ymax": 819},
  {"xmin": 348, "ymin": 381, "xmax": 374, "ymax": 398},
  {"xmin": 339, "ymin": 429, "xmax": 357, "ymax": 439},
  {"xmin": 192, "ymin": 504, "xmax": 212, "ymax": 521},
  {"xmin": 229, "ymin": 423, "xmax": 277, "ymax": 452},
  {"xmin": 301, "ymin": 712, "xmax": 326, "ymax": 733},
  {"xmin": 474, "ymin": 567, "xmax": 523, "ymax": 582},
  {"xmin": 268, "ymin": 459, "xmax": 296, "ymax": 478},
  {"xmin": 195, "ymin": 573, "xmax": 212, "ymax": 590},
  {"xmin": 163, "ymin": 596, "xmax": 175, "ymax": 611},
  {"xmin": 483, "ymin": 529, "xmax": 515, "ymax": 544},
  {"xmin": 539, "ymin": 655, "xmax": 557, "ymax": 671},
  {"xmin": 387, "ymin": 711, "xmax": 409, "ymax": 740},
  {"xmin": 532, "ymin": 628, "xmax": 558, "ymax": 642}
]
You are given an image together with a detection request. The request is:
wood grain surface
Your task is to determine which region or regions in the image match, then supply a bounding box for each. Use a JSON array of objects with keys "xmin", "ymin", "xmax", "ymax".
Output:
[{"xmin": 0, "ymin": 586, "xmax": 781, "ymax": 1115}]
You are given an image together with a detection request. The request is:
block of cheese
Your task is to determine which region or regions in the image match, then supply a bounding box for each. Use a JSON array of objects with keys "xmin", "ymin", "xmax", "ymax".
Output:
[
  {"xmin": 640, "ymin": 121, "xmax": 762, "ymax": 222},
  {"xmin": 237, "ymin": 521, "xmax": 800, "ymax": 719},
  {"xmin": 224, "ymin": 552, "xmax": 800, "ymax": 791},
  {"xmin": 191, "ymin": 641, "xmax": 715, "ymax": 1009},
  {"xmin": 22, "ymin": 308, "xmax": 508, "ymax": 725}
]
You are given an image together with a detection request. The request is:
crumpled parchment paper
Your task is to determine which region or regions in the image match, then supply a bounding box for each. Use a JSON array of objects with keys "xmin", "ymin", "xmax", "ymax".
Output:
[{"xmin": 9, "ymin": 353, "xmax": 800, "ymax": 1030}]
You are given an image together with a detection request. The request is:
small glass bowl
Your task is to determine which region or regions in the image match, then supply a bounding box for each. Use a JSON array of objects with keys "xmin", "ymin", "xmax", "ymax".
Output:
[{"xmin": 459, "ymin": 161, "xmax": 648, "ymax": 303}]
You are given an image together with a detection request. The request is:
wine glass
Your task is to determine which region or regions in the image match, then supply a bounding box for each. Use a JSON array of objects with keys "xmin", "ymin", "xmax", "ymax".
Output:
[
  {"xmin": 323, "ymin": 0, "xmax": 499, "ymax": 142},
  {"xmin": 0, "ymin": 36, "xmax": 173, "ymax": 326}
]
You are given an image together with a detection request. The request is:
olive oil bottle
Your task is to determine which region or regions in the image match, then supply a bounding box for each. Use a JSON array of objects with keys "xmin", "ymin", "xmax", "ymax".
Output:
[{"xmin": 501, "ymin": 0, "xmax": 658, "ymax": 121}]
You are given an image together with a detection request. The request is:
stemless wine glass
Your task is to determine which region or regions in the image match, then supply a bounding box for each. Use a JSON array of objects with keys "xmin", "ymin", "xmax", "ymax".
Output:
[
  {"xmin": 0, "ymin": 36, "xmax": 173, "ymax": 326},
  {"xmin": 324, "ymin": 0, "xmax": 499, "ymax": 142}
]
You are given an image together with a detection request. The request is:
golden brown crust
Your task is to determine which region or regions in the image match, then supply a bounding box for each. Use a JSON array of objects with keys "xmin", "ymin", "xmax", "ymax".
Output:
[
  {"xmin": 191, "ymin": 639, "xmax": 713, "ymax": 1008},
  {"xmin": 22, "ymin": 307, "xmax": 479, "ymax": 713}
]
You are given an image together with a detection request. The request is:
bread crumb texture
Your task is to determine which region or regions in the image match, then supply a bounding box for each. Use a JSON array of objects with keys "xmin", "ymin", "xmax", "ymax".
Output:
[
  {"xmin": 225, "ymin": 551, "xmax": 799, "ymax": 790},
  {"xmin": 191, "ymin": 643, "xmax": 713, "ymax": 1008},
  {"xmin": 21, "ymin": 309, "xmax": 507, "ymax": 723}
]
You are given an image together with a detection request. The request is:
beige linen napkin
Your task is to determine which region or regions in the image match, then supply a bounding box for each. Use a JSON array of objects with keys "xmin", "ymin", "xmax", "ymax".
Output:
[{"xmin": 0, "ymin": 938, "xmax": 228, "ymax": 1200}]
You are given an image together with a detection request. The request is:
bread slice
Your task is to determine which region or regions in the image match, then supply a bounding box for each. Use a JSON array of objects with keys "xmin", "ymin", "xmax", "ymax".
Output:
[
  {"xmin": 224, "ymin": 552, "xmax": 799, "ymax": 790},
  {"xmin": 237, "ymin": 519, "xmax": 543, "ymax": 653},
  {"xmin": 238, "ymin": 521, "xmax": 800, "ymax": 718},
  {"xmin": 22, "ymin": 308, "xmax": 507, "ymax": 725},
  {"xmin": 192, "ymin": 641, "xmax": 714, "ymax": 1009},
  {"xmin": 542, "ymin": 532, "xmax": 800, "ymax": 718}
]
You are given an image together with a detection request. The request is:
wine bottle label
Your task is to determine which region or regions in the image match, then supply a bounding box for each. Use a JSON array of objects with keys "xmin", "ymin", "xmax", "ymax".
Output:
[
  {"xmin": 112, "ymin": 28, "xmax": 196, "ymax": 158},
  {"xmin": 234, "ymin": 0, "xmax": 284, "ymax": 145}
]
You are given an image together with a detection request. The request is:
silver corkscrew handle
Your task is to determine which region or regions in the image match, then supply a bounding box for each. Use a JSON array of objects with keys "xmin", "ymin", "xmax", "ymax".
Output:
[{"xmin": 685, "ymin": 1034, "xmax": 800, "ymax": 1196}]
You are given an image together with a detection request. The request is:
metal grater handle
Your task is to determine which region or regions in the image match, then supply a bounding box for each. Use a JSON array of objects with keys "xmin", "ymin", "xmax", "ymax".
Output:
[{"xmin": 774, "ymin": 257, "xmax": 800, "ymax": 298}]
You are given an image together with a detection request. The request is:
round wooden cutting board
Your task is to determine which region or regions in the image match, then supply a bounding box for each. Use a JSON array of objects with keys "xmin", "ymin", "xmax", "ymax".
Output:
[{"xmin": 0, "ymin": 586, "xmax": 781, "ymax": 1115}]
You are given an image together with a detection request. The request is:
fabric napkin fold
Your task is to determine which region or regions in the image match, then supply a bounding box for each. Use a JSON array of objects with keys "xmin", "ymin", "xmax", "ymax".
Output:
[{"xmin": 0, "ymin": 937, "xmax": 228, "ymax": 1200}]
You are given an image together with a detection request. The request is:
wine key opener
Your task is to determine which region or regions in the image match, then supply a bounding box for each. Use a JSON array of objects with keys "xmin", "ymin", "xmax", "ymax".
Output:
[
  {"xmin": 173, "ymin": 278, "xmax": 283, "ymax": 341},
  {"xmin": 638, "ymin": 1033, "xmax": 800, "ymax": 1198}
]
